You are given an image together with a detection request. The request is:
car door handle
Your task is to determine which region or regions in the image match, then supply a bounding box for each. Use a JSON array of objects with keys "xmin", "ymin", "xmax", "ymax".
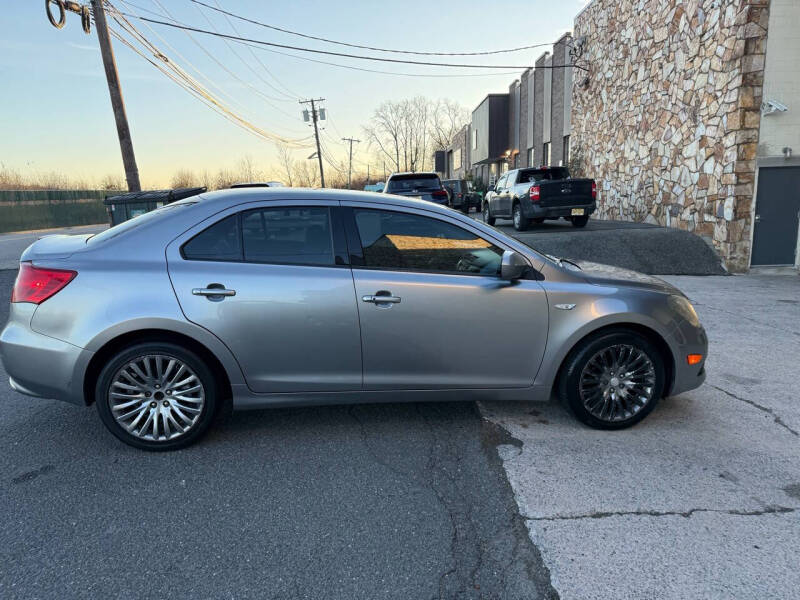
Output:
[
  {"xmin": 362, "ymin": 294, "xmax": 401, "ymax": 304},
  {"xmin": 192, "ymin": 287, "xmax": 236, "ymax": 297}
]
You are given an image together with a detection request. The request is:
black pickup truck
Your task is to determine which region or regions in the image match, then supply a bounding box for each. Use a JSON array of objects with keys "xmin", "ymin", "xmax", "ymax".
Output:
[{"xmin": 482, "ymin": 167, "xmax": 596, "ymax": 231}]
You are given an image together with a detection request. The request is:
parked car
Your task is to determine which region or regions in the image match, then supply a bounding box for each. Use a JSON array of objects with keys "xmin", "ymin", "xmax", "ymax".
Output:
[
  {"xmin": 383, "ymin": 172, "xmax": 449, "ymax": 205},
  {"xmin": 442, "ymin": 179, "xmax": 481, "ymax": 213},
  {"xmin": 0, "ymin": 188, "xmax": 707, "ymax": 450},
  {"xmin": 483, "ymin": 167, "xmax": 597, "ymax": 231}
]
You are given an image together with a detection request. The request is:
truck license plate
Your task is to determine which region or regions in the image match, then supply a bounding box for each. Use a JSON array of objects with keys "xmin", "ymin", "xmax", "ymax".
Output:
[{"xmin": 571, "ymin": 208, "xmax": 585, "ymax": 216}]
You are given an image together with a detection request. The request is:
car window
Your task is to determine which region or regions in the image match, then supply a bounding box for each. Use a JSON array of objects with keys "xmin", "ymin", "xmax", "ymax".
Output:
[
  {"xmin": 506, "ymin": 171, "xmax": 517, "ymax": 185},
  {"xmin": 353, "ymin": 209, "xmax": 503, "ymax": 276},
  {"xmin": 386, "ymin": 174, "xmax": 442, "ymax": 194},
  {"xmin": 182, "ymin": 214, "xmax": 242, "ymax": 261},
  {"xmin": 242, "ymin": 207, "xmax": 334, "ymax": 266},
  {"xmin": 495, "ymin": 174, "xmax": 507, "ymax": 190}
]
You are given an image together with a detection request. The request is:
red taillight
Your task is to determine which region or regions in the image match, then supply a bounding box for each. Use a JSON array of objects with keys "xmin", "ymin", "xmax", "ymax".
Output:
[
  {"xmin": 432, "ymin": 189, "xmax": 448, "ymax": 199},
  {"xmin": 530, "ymin": 185, "xmax": 540, "ymax": 202},
  {"xmin": 11, "ymin": 263, "xmax": 77, "ymax": 304},
  {"xmin": 591, "ymin": 181, "xmax": 597, "ymax": 200}
]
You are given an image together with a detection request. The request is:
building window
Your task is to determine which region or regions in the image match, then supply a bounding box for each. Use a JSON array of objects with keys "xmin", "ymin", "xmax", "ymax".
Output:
[
  {"xmin": 454, "ymin": 147, "xmax": 462, "ymax": 171},
  {"xmin": 527, "ymin": 148, "xmax": 534, "ymax": 167},
  {"xmin": 543, "ymin": 142, "xmax": 551, "ymax": 167},
  {"xmin": 563, "ymin": 135, "xmax": 570, "ymax": 166},
  {"xmin": 472, "ymin": 129, "xmax": 478, "ymax": 150}
]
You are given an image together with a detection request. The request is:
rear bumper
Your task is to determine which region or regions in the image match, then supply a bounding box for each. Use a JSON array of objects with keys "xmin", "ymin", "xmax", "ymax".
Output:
[
  {"xmin": 0, "ymin": 303, "xmax": 91, "ymax": 405},
  {"xmin": 524, "ymin": 201, "xmax": 597, "ymax": 219}
]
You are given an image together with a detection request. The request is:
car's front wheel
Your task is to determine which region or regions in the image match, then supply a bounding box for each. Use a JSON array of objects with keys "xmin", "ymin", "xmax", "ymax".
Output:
[
  {"xmin": 95, "ymin": 342, "xmax": 219, "ymax": 450},
  {"xmin": 483, "ymin": 203, "xmax": 495, "ymax": 225},
  {"xmin": 558, "ymin": 330, "xmax": 665, "ymax": 429}
]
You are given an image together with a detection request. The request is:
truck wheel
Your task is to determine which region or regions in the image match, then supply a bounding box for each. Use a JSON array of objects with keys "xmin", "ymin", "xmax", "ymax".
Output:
[
  {"xmin": 571, "ymin": 215, "xmax": 589, "ymax": 228},
  {"xmin": 483, "ymin": 203, "xmax": 495, "ymax": 225},
  {"xmin": 513, "ymin": 203, "xmax": 528, "ymax": 231}
]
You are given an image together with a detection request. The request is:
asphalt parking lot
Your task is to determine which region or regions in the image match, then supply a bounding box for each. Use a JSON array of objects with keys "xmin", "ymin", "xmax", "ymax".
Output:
[
  {"xmin": 1, "ymin": 225, "xmax": 798, "ymax": 599},
  {"xmin": 0, "ymin": 265, "xmax": 557, "ymax": 599}
]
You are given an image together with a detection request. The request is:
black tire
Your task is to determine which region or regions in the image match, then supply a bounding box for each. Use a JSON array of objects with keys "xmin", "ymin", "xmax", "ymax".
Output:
[
  {"xmin": 571, "ymin": 215, "xmax": 589, "ymax": 228},
  {"xmin": 513, "ymin": 202, "xmax": 528, "ymax": 231},
  {"xmin": 460, "ymin": 204, "xmax": 469, "ymax": 214},
  {"xmin": 483, "ymin": 202, "xmax": 495, "ymax": 225},
  {"xmin": 95, "ymin": 342, "xmax": 219, "ymax": 451},
  {"xmin": 557, "ymin": 330, "xmax": 665, "ymax": 430}
]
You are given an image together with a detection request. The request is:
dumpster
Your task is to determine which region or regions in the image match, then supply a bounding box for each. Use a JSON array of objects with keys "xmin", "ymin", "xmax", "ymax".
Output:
[{"xmin": 103, "ymin": 187, "xmax": 206, "ymax": 226}]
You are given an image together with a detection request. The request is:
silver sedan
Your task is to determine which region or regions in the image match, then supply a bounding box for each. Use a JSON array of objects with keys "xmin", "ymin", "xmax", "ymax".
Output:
[{"xmin": 0, "ymin": 189, "xmax": 707, "ymax": 450}]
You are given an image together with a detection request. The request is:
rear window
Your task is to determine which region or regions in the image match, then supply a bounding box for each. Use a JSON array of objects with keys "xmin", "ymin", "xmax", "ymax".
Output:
[
  {"xmin": 87, "ymin": 203, "xmax": 190, "ymax": 245},
  {"xmin": 518, "ymin": 167, "xmax": 570, "ymax": 183},
  {"xmin": 444, "ymin": 181, "xmax": 462, "ymax": 192},
  {"xmin": 386, "ymin": 174, "xmax": 442, "ymax": 194}
]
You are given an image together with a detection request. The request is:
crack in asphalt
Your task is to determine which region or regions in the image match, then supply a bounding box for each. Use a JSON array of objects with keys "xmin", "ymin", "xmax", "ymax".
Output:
[
  {"xmin": 709, "ymin": 384, "xmax": 799, "ymax": 437},
  {"xmin": 524, "ymin": 505, "xmax": 797, "ymax": 522},
  {"xmin": 347, "ymin": 403, "xmax": 558, "ymax": 599}
]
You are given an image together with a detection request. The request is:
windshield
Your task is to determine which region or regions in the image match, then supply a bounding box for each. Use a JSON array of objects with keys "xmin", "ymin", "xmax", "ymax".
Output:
[
  {"xmin": 518, "ymin": 167, "xmax": 570, "ymax": 183},
  {"xmin": 87, "ymin": 203, "xmax": 191, "ymax": 244},
  {"xmin": 387, "ymin": 175, "xmax": 442, "ymax": 193}
]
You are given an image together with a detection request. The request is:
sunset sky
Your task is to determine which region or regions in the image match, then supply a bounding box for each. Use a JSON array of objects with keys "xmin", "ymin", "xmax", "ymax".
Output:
[{"xmin": 2, "ymin": 1, "xmax": 583, "ymax": 187}]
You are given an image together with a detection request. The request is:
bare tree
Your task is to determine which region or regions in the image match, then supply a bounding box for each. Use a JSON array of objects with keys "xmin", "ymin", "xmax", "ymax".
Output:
[
  {"xmin": 292, "ymin": 160, "xmax": 319, "ymax": 187},
  {"xmin": 274, "ymin": 142, "xmax": 295, "ymax": 187},
  {"xmin": 430, "ymin": 99, "xmax": 469, "ymax": 152},
  {"xmin": 170, "ymin": 169, "xmax": 198, "ymax": 189},
  {"xmin": 364, "ymin": 97, "xmax": 466, "ymax": 174}
]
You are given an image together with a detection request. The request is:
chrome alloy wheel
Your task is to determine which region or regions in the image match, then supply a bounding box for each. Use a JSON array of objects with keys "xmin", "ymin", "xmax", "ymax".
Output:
[
  {"xmin": 109, "ymin": 354, "xmax": 205, "ymax": 441},
  {"xmin": 578, "ymin": 344, "xmax": 656, "ymax": 422}
]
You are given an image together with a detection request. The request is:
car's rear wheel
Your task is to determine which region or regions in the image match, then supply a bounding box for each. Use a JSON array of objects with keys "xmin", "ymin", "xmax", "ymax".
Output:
[
  {"xmin": 558, "ymin": 330, "xmax": 665, "ymax": 429},
  {"xmin": 513, "ymin": 203, "xmax": 528, "ymax": 231},
  {"xmin": 483, "ymin": 203, "xmax": 495, "ymax": 225},
  {"xmin": 95, "ymin": 342, "xmax": 218, "ymax": 451},
  {"xmin": 571, "ymin": 215, "xmax": 589, "ymax": 228}
]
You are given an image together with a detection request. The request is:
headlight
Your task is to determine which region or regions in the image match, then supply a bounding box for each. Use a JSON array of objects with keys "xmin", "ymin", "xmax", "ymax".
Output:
[{"xmin": 668, "ymin": 295, "xmax": 700, "ymax": 327}]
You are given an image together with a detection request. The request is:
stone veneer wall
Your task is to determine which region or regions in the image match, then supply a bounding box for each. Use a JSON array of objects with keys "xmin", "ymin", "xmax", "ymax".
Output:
[{"xmin": 572, "ymin": 0, "xmax": 769, "ymax": 271}]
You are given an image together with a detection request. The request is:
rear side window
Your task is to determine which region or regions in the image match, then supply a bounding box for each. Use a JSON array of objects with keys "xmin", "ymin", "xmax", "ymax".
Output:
[
  {"xmin": 386, "ymin": 174, "xmax": 442, "ymax": 194},
  {"xmin": 242, "ymin": 207, "xmax": 334, "ymax": 265},
  {"xmin": 182, "ymin": 214, "xmax": 241, "ymax": 261},
  {"xmin": 353, "ymin": 209, "xmax": 502, "ymax": 276}
]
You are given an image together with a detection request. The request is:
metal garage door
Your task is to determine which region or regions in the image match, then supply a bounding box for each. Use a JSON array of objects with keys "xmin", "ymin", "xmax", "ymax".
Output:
[{"xmin": 751, "ymin": 166, "xmax": 800, "ymax": 266}]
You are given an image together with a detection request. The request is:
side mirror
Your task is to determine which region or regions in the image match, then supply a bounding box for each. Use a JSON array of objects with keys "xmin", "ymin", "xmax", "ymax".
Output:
[{"xmin": 500, "ymin": 250, "xmax": 528, "ymax": 281}]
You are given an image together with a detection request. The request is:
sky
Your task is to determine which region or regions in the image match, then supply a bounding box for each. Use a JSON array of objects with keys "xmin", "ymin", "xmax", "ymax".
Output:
[{"xmin": 1, "ymin": 0, "xmax": 586, "ymax": 188}]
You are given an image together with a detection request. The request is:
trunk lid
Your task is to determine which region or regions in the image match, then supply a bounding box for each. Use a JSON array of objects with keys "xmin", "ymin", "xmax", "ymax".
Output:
[
  {"xmin": 19, "ymin": 234, "xmax": 92, "ymax": 263},
  {"xmin": 538, "ymin": 178, "xmax": 594, "ymax": 207}
]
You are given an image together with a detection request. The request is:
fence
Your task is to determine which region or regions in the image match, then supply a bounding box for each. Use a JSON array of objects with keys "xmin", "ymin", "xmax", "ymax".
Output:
[{"xmin": 0, "ymin": 190, "xmax": 109, "ymax": 233}]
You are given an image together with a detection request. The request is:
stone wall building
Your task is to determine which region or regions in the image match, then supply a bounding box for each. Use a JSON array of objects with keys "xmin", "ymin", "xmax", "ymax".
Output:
[{"xmin": 572, "ymin": 0, "xmax": 799, "ymax": 271}]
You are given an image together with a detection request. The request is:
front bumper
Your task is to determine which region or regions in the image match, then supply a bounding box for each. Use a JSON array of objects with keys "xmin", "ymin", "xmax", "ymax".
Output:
[
  {"xmin": 524, "ymin": 201, "xmax": 597, "ymax": 219},
  {"xmin": 667, "ymin": 322, "xmax": 708, "ymax": 397},
  {"xmin": 0, "ymin": 303, "xmax": 91, "ymax": 405}
]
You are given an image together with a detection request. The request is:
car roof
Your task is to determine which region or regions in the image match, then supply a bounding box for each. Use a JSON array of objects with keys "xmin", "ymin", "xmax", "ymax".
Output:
[
  {"xmin": 190, "ymin": 187, "xmax": 454, "ymax": 215},
  {"xmin": 387, "ymin": 172, "xmax": 440, "ymax": 178}
]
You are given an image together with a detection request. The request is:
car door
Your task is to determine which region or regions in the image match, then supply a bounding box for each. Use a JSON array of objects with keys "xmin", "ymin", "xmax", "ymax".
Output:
[
  {"xmin": 166, "ymin": 200, "xmax": 363, "ymax": 393},
  {"xmin": 500, "ymin": 171, "xmax": 517, "ymax": 216},
  {"xmin": 490, "ymin": 173, "xmax": 507, "ymax": 216},
  {"xmin": 342, "ymin": 203, "xmax": 549, "ymax": 390}
]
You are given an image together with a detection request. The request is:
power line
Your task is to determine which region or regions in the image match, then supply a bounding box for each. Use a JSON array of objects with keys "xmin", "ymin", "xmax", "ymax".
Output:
[
  {"xmin": 106, "ymin": 6, "xmax": 313, "ymax": 148},
  {"xmin": 189, "ymin": 0, "xmax": 560, "ymax": 57},
  {"xmin": 114, "ymin": 13, "xmax": 587, "ymax": 71}
]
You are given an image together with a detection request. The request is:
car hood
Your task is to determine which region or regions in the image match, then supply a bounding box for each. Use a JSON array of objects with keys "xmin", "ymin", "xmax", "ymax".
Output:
[{"xmin": 573, "ymin": 260, "xmax": 681, "ymax": 295}]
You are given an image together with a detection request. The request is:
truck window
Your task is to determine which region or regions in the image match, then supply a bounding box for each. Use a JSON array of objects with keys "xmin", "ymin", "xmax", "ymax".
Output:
[{"xmin": 518, "ymin": 167, "xmax": 570, "ymax": 183}]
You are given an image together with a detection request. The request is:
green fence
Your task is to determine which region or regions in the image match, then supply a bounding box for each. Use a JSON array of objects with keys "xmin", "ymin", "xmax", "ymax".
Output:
[{"xmin": 0, "ymin": 190, "xmax": 109, "ymax": 233}]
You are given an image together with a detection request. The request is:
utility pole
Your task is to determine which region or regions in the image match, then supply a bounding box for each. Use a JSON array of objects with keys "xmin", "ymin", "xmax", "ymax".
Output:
[
  {"xmin": 299, "ymin": 98, "xmax": 325, "ymax": 188},
  {"xmin": 91, "ymin": 1, "xmax": 141, "ymax": 191},
  {"xmin": 383, "ymin": 160, "xmax": 386, "ymax": 182},
  {"xmin": 341, "ymin": 137, "xmax": 360, "ymax": 189},
  {"xmin": 366, "ymin": 164, "xmax": 370, "ymax": 185},
  {"xmin": 46, "ymin": 1, "xmax": 141, "ymax": 191}
]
